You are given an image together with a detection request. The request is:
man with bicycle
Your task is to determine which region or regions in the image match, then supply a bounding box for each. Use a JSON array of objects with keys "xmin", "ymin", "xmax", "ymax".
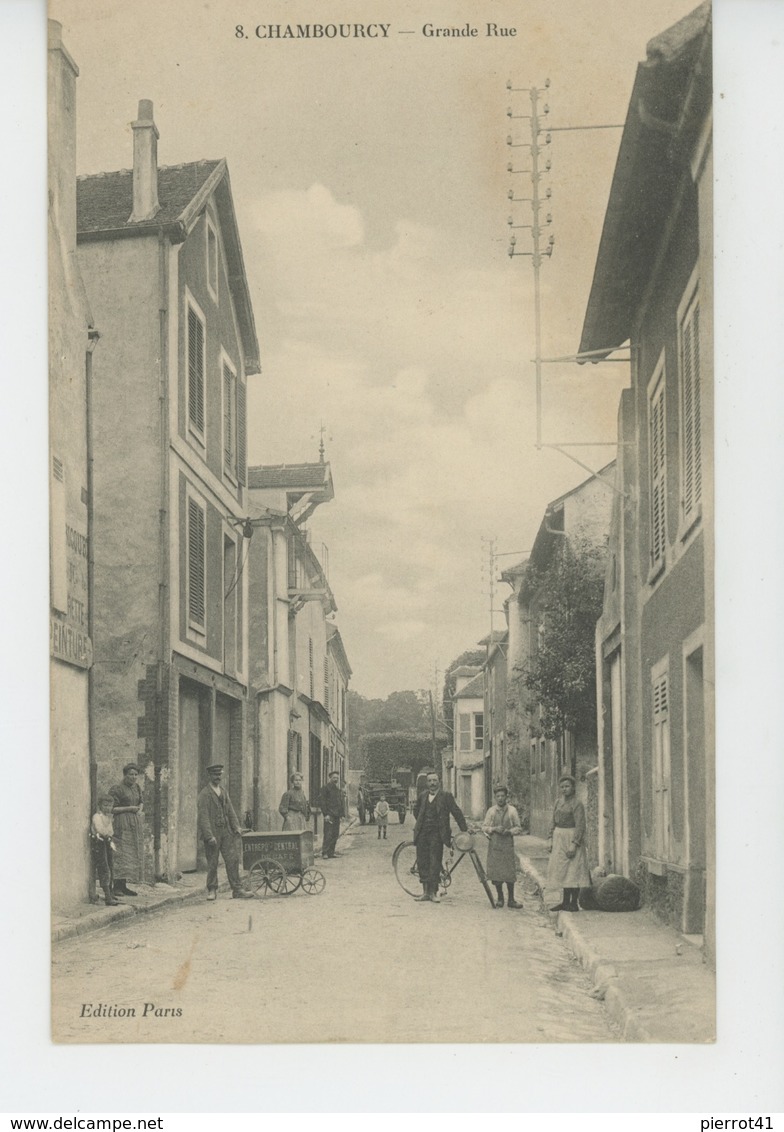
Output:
[{"xmin": 412, "ymin": 772, "xmax": 468, "ymax": 902}]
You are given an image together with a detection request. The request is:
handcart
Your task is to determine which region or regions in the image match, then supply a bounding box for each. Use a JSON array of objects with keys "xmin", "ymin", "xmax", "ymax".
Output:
[{"xmin": 241, "ymin": 829, "xmax": 326, "ymax": 896}]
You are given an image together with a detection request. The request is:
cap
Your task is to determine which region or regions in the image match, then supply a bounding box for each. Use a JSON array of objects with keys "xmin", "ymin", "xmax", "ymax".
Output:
[{"xmin": 206, "ymin": 764, "xmax": 224, "ymax": 773}]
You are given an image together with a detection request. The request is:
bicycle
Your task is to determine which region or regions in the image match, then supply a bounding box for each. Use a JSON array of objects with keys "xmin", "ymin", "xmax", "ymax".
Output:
[{"xmin": 392, "ymin": 828, "xmax": 497, "ymax": 908}]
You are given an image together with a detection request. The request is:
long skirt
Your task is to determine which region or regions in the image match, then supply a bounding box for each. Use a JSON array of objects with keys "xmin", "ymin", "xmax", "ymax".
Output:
[
  {"xmin": 486, "ymin": 832, "xmax": 517, "ymax": 884},
  {"xmin": 547, "ymin": 827, "xmax": 591, "ymax": 888},
  {"xmin": 112, "ymin": 811, "xmax": 145, "ymax": 882},
  {"xmin": 282, "ymin": 811, "xmax": 308, "ymax": 831}
]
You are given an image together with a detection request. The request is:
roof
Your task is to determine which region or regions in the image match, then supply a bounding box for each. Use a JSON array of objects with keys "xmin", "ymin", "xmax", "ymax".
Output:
[
  {"xmin": 478, "ymin": 630, "xmax": 508, "ymax": 647},
  {"xmin": 326, "ymin": 623, "xmax": 353, "ymax": 678},
  {"xmin": 77, "ymin": 159, "xmax": 261, "ymax": 374},
  {"xmin": 451, "ymin": 665, "xmax": 481, "ymax": 679},
  {"xmin": 454, "ymin": 672, "xmax": 484, "ymax": 700},
  {"xmin": 579, "ymin": 2, "xmax": 712, "ymax": 355},
  {"xmin": 77, "ymin": 160, "xmax": 221, "ymax": 236}
]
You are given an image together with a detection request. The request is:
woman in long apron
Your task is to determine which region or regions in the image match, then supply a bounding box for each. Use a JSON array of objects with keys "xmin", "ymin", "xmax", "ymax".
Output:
[
  {"xmin": 547, "ymin": 773, "xmax": 591, "ymax": 911},
  {"xmin": 482, "ymin": 785, "xmax": 524, "ymax": 909},
  {"xmin": 109, "ymin": 763, "xmax": 145, "ymax": 896},
  {"xmin": 278, "ymin": 771, "xmax": 312, "ymax": 831}
]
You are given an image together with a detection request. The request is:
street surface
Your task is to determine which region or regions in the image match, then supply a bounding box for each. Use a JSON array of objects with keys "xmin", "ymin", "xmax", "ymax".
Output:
[{"xmin": 52, "ymin": 819, "xmax": 618, "ymax": 1043}]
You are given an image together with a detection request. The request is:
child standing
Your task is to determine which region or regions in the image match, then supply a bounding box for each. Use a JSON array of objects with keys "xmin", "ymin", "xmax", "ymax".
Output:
[
  {"xmin": 91, "ymin": 795, "xmax": 120, "ymax": 906},
  {"xmin": 375, "ymin": 792, "xmax": 390, "ymax": 839}
]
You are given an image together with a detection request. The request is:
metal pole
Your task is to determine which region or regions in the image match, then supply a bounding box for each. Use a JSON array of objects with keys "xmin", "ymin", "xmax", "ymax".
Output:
[{"xmin": 530, "ymin": 86, "xmax": 543, "ymax": 450}]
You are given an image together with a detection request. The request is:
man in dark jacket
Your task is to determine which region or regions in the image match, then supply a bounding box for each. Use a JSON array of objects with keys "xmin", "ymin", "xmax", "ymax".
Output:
[
  {"xmin": 319, "ymin": 770, "xmax": 343, "ymax": 859},
  {"xmin": 196, "ymin": 764, "xmax": 252, "ymax": 900},
  {"xmin": 412, "ymin": 772, "xmax": 468, "ymax": 902}
]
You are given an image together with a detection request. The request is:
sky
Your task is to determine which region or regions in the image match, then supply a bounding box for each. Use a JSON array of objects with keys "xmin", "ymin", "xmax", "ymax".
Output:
[{"xmin": 50, "ymin": 0, "xmax": 699, "ymax": 697}]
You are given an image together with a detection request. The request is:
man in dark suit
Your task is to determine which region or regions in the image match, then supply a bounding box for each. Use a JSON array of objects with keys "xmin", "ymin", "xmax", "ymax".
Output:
[
  {"xmin": 412, "ymin": 772, "xmax": 468, "ymax": 902},
  {"xmin": 196, "ymin": 764, "xmax": 253, "ymax": 900},
  {"xmin": 319, "ymin": 770, "xmax": 344, "ymax": 859}
]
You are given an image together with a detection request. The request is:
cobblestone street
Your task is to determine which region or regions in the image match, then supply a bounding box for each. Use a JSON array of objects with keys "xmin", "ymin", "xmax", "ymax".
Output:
[{"xmin": 52, "ymin": 820, "xmax": 618, "ymax": 1043}]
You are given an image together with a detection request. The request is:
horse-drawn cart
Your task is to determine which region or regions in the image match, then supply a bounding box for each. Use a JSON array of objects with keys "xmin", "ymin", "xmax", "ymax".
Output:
[{"xmin": 241, "ymin": 829, "xmax": 326, "ymax": 896}]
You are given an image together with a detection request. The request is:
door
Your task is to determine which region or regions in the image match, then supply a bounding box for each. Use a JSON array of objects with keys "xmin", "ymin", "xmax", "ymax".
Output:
[
  {"xmin": 609, "ymin": 654, "xmax": 628, "ymax": 874},
  {"xmin": 652, "ymin": 671, "xmax": 671, "ymax": 861},
  {"xmin": 178, "ymin": 681, "xmax": 205, "ymax": 872}
]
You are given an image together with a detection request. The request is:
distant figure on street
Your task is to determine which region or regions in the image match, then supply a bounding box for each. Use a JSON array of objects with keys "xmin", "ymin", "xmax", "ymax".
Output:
[
  {"xmin": 547, "ymin": 773, "xmax": 591, "ymax": 912},
  {"xmin": 91, "ymin": 795, "xmax": 119, "ymax": 906},
  {"xmin": 320, "ymin": 770, "xmax": 343, "ymax": 858},
  {"xmin": 278, "ymin": 771, "xmax": 311, "ymax": 831},
  {"xmin": 197, "ymin": 764, "xmax": 253, "ymax": 901},
  {"xmin": 375, "ymin": 792, "xmax": 390, "ymax": 839},
  {"xmin": 412, "ymin": 772, "xmax": 468, "ymax": 902},
  {"xmin": 482, "ymin": 785, "xmax": 523, "ymax": 909},
  {"xmin": 109, "ymin": 763, "xmax": 144, "ymax": 896}
]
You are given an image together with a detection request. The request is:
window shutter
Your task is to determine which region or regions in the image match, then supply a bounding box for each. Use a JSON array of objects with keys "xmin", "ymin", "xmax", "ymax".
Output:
[
  {"xmin": 187, "ymin": 307, "xmax": 205, "ymax": 434},
  {"xmin": 649, "ymin": 379, "xmax": 666, "ymax": 568},
  {"xmin": 187, "ymin": 497, "xmax": 206, "ymax": 627},
  {"xmin": 223, "ymin": 365, "xmax": 234, "ymax": 470},
  {"xmin": 237, "ymin": 380, "xmax": 247, "ymax": 486},
  {"xmin": 681, "ymin": 299, "xmax": 702, "ymax": 522}
]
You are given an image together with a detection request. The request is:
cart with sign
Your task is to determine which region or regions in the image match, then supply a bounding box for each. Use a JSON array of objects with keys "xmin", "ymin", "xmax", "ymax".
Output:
[{"xmin": 241, "ymin": 829, "xmax": 326, "ymax": 896}]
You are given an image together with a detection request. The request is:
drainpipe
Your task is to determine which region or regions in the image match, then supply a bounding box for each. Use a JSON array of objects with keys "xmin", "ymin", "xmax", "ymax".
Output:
[
  {"xmin": 154, "ymin": 228, "xmax": 170, "ymax": 880},
  {"xmin": 86, "ymin": 327, "xmax": 100, "ymax": 899}
]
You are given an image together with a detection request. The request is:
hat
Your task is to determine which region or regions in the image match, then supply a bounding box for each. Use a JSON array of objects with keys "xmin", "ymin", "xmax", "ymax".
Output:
[
  {"xmin": 123, "ymin": 763, "xmax": 140, "ymax": 774},
  {"xmin": 206, "ymin": 764, "xmax": 224, "ymax": 772},
  {"xmin": 558, "ymin": 773, "xmax": 576, "ymax": 785}
]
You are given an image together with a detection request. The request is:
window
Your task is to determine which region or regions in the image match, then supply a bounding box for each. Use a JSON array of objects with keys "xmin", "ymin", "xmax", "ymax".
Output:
[
  {"xmin": 237, "ymin": 381, "xmax": 247, "ymax": 487},
  {"xmin": 324, "ymin": 657, "xmax": 330, "ymax": 710},
  {"xmin": 222, "ymin": 361, "xmax": 237, "ymax": 479},
  {"xmin": 206, "ymin": 216, "xmax": 219, "ymax": 301},
  {"xmin": 308, "ymin": 636, "xmax": 314, "ymax": 699},
  {"xmin": 648, "ymin": 364, "xmax": 667, "ymax": 573},
  {"xmin": 50, "ymin": 453, "xmax": 67, "ymax": 613},
  {"xmin": 679, "ymin": 286, "xmax": 702, "ymax": 527},
  {"xmin": 187, "ymin": 301, "xmax": 206, "ymax": 440},
  {"xmin": 652, "ymin": 668, "xmax": 671, "ymax": 860},
  {"xmin": 459, "ymin": 713, "xmax": 471, "ymax": 752},
  {"xmin": 187, "ymin": 495, "xmax": 206, "ymax": 633},
  {"xmin": 473, "ymin": 713, "xmax": 484, "ymax": 750},
  {"xmin": 287, "ymin": 536, "xmax": 298, "ymax": 591}
]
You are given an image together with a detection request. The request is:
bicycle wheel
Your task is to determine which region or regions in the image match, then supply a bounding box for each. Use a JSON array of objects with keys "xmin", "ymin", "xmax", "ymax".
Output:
[{"xmin": 392, "ymin": 840, "xmax": 421, "ymax": 897}]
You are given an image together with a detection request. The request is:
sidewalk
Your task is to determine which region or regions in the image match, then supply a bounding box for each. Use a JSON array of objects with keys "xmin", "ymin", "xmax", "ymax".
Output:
[
  {"xmin": 51, "ymin": 874, "xmax": 231, "ymax": 944},
  {"xmin": 517, "ymin": 835, "xmax": 716, "ymax": 1042}
]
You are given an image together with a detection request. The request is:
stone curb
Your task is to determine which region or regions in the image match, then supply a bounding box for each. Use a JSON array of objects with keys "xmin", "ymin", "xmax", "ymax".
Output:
[
  {"xmin": 52, "ymin": 881, "xmax": 231, "ymax": 945},
  {"xmin": 517, "ymin": 849, "xmax": 653, "ymax": 1042}
]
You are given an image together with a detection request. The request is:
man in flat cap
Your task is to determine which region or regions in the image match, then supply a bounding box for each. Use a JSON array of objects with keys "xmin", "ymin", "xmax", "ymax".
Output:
[{"xmin": 197, "ymin": 764, "xmax": 252, "ymax": 900}]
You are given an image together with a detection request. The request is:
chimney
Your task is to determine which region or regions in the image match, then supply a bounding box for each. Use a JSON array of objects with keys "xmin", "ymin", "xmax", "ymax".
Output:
[{"xmin": 128, "ymin": 99, "xmax": 160, "ymax": 223}]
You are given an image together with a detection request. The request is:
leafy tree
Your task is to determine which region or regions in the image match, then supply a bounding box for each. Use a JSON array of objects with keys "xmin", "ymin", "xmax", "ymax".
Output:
[
  {"xmin": 522, "ymin": 538, "xmax": 606, "ymax": 745},
  {"xmin": 347, "ymin": 688, "xmax": 432, "ymax": 767},
  {"xmin": 361, "ymin": 732, "xmax": 450, "ymax": 783}
]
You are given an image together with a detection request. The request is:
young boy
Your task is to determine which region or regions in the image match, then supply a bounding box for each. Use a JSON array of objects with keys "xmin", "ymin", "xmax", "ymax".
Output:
[
  {"xmin": 91, "ymin": 795, "xmax": 120, "ymax": 906},
  {"xmin": 375, "ymin": 792, "xmax": 390, "ymax": 839}
]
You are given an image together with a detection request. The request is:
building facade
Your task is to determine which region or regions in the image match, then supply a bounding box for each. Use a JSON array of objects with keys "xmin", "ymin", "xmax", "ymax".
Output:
[
  {"xmin": 49, "ymin": 21, "xmax": 97, "ymax": 911},
  {"xmin": 580, "ymin": 4, "xmax": 714, "ymax": 958},
  {"xmin": 246, "ymin": 462, "xmax": 351, "ymax": 831},
  {"xmin": 76, "ymin": 102, "xmax": 261, "ymax": 882},
  {"xmin": 447, "ymin": 667, "xmax": 485, "ymax": 820}
]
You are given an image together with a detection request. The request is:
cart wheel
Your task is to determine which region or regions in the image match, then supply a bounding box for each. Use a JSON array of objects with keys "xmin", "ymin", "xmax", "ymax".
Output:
[
  {"xmin": 248, "ymin": 858, "xmax": 286, "ymax": 893},
  {"xmin": 269, "ymin": 867, "xmax": 300, "ymax": 896},
  {"xmin": 301, "ymin": 868, "xmax": 326, "ymax": 895}
]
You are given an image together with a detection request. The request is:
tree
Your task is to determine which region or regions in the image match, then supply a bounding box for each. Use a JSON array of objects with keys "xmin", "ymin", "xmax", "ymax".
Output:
[
  {"xmin": 361, "ymin": 732, "xmax": 450, "ymax": 783},
  {"xmin": 522, "ymin": 537, "xmax": 606, "ymax": 748}
]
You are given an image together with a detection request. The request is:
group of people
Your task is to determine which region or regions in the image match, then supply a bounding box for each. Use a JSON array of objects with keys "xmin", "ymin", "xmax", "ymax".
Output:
[
  {"xmin": 410, "ymin": 770, "xmax": 589, "ymax": 911},
  {"xmin": 91, "ymin": 758, "xmax": 589, "ymax": 911},
  {"xmin": 89, "ymin": 763, "xmax": 145, "ymax": 905}
]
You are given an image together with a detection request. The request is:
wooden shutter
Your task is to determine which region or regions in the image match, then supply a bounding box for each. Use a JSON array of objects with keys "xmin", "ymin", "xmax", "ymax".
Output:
[
  {"xmin": 223, "ymin": 365, "xmax": 234, "ymax": 470},
  {"xmin": 187, "ymin": 307, "xmax": 205, "ymax": 434},
  {"xmin": 187, "ymin": 497, "xmax": 206, "ymax": 628},
  {"xmin": 649, "ymin": 377, "xmax": 666, "ymax": 569},
  {"xmin": 237, "ymin": 380, "xmax": 247, "ymax": 486},
  {"xmin": 652, "ymin": 672, "xmax": 671, "ymax": 859},
  {"xmin": 681, "ymin": 298, "xmax": 702, "ymax": 522}
]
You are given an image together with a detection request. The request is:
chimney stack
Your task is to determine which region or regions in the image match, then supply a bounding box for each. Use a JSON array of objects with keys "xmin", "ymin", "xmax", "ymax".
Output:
[{"xmin": 129, "ymin": 99, "xmax": 160, "ymax": 223}]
